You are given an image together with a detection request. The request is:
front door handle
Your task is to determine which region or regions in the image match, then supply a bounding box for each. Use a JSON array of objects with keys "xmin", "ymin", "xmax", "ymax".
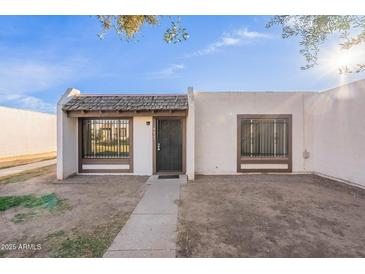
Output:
[{"xmin": 157, "ymin": 143, "xmax": 161, "ymax": 151}]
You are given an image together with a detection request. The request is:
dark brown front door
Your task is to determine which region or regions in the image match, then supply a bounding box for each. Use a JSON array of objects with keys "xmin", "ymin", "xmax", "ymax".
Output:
[{"xmin": 156, "ymin": 118, "xmax": 182, "ymax": 172}]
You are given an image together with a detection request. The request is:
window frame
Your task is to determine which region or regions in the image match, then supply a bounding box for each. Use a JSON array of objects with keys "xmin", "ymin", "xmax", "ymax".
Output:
[
  {"xmin": 78, "ymin": 117, "xmax": 133, "ymax": 173},
  {"xmin": 81, "ymin": 118, "xmax": 130, "ymax": 159},
  {"xmin": 237, "ymin": 114, "xmax": 292, "ymax": 173}
]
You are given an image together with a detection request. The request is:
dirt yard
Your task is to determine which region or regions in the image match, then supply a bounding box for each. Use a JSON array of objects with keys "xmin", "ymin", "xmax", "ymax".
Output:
[
  {"xmin": 0, "ymin": 165, "xmax": 148, "ymax": 257},
  {"xmin": 177, "ymin": 174, "xmax": 365, "ymax": 258}
]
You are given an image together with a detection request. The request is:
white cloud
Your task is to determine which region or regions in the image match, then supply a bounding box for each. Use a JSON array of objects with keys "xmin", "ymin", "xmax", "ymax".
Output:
[
  {"xmin": 186, "ymin": 26, "xmax": 271, "ymax": 57},
  {"xmin": 19, "ymin": 95, "xmax": 55, "ymax": 113},
  {"xmin": 0, "ymin": 58, "xmax": 90, "ymax": 113},
  {"xmin": 149, "ymin": 64, "xmax": 185, "ymax": 79},
  {"xmin": 0, "ymin": 58, "xmax": 87, "ymax": 93}
]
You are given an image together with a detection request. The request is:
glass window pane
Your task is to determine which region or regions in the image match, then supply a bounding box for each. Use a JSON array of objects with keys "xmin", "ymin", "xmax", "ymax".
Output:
[
  {"xmin": 82, "ymin": 119, "xmax": 130, "ymax": 159},
  {"xmin": 241, "ymin": 119, "xmax": 251, "ymax": 156},
  {"xmin": 240, "ymin": 118, "xmax": 288, "ymax": 158}
]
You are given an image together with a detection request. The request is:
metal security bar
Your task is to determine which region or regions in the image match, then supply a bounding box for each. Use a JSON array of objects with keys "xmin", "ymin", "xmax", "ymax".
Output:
[
  {"xmin": 82, "ymin": 119, "xmax": 130, "ymax": 158},
  {"xmin": 241, "ymin": 118, "xmax": 288, "ymax": 157}
]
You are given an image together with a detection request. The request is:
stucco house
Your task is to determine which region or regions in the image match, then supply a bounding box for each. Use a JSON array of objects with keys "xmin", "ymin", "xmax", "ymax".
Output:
[{"xmin": 57, "ymin": 79, "xmax": 365, "ymax": 188}]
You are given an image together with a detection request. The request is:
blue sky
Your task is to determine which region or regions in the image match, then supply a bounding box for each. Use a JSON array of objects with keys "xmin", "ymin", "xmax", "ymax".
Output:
[{"xmin": 0, "ymin": 15, "xmax": 364, "ymax": 113}]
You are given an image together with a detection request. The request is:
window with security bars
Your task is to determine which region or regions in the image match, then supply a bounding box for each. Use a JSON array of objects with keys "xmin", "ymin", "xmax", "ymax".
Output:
[
  {"xmin": 240, "ymin": 118, "xmax": 289, "ymax": 157},
  {"xmin": 82, "ymin": 119, "xmax": 130, "ymax": 158}
]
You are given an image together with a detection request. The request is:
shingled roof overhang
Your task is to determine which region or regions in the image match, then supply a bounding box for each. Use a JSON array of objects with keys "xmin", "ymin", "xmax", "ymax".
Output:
[{"xmin": 62, "ymin": 94, "xmax": 188, "ymax": 116}]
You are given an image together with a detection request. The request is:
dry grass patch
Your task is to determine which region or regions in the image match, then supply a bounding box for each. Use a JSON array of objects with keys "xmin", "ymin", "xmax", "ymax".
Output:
[
  {"xmin": 0, "ymin": 165, "xmax": 55, "ymax": 184},
  {"xmin": 0, "ymin": 152, "xmax": 56, "ymax": 170},
  {"xmin": 0, "ymin": 170, "xmax": 148, "ymax": 258}
]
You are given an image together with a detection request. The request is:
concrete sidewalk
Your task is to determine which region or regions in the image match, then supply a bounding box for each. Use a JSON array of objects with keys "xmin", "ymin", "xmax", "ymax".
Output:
[
  {"xmin": 0, "ymin": 159, "xmax": 56, "ymax": 177},
  {"xmin": 103, "ymin": 175, "xmax": 186, "ymax": 258}
]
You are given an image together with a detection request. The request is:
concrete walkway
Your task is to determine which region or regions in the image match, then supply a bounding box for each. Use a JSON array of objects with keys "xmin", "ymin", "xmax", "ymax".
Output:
[
  {"xmin": 0, "ymin": 159, "xmax": 56, "ymax": 177},
  {"xmin": 103, "ymin": 175, "xmax": 186, "ymax": 258}
]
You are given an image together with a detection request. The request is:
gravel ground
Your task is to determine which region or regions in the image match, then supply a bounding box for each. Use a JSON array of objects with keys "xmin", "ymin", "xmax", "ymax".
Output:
[{"xmin": 177, "ymin": 174, "xmax": 365, "ymax": 258}]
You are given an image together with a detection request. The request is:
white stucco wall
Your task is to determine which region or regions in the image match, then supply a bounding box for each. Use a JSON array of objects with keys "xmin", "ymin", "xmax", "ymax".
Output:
[
  {"xmin": 0, "ymin": 106, "xmax": 56, "ymax": 158},
  {"xmin": 186, "ymin": 88, "xmax": 195, "ymax": 180},
  {"xmin": 57, "ymin": 81, "xmax": 365, "ymax": 185},
  {"xmin": 133, "ymin": 116, "xmax": 153, "ymax": 175},
  {"xmin": 57, "ymin": 88, "xmax": 80, "ymax": 180},
  {"xmin": 305, "ymin": 80, "xmax": 365, "ymax": 187},
  {"xmin": 194, "ymin": 91, "xmax": 314, "ymax": 174}
]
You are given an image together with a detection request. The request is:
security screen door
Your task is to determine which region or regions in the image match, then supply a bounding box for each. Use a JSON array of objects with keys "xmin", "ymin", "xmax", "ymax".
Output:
[{"xmin": 156, "ymin": 118, "xmax": 182, "ymax": 172}]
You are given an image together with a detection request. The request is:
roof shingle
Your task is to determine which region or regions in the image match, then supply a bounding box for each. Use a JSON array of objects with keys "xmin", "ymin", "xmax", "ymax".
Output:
[{"xmin": 62, "ymin": 94, "xmax": 188, "ymax": 112}]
